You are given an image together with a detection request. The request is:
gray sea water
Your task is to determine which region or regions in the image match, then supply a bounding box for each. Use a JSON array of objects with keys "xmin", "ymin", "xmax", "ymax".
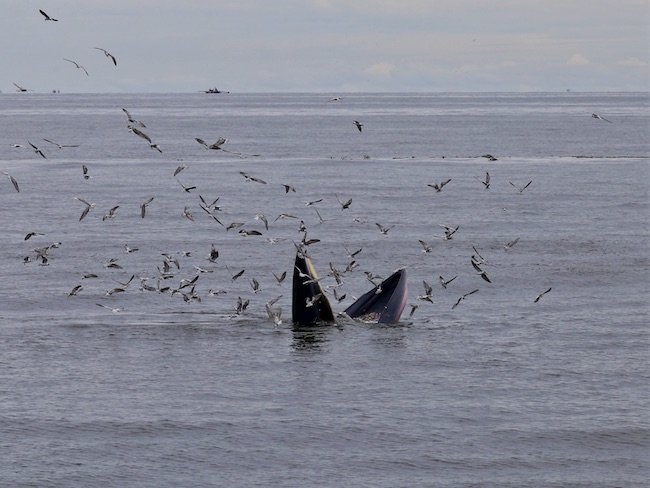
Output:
[{"xmin": 0, "ymin": 92, "xmax": 648, "ymax": 487}]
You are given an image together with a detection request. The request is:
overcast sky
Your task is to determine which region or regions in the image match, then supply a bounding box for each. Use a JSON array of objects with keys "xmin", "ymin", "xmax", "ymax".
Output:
[{"xmin": 1, "ymin": 0, "xmax": 648, "ymax": 93}]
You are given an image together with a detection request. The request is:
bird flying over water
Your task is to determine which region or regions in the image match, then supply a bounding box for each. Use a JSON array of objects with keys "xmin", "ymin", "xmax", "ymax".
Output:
[
  {"xmin": 122, "ymin": 108, "xmax": 146, "ymax": 127},
  {"xmin": 63, "ymin": 58, "xmax": 89, "ymax": 76},
  {"xmin": 43, "ymin": 138, "xmax": 79, "ymax": 149},
  {"xmin": 353, "ymin": 120, "xmax": 363, "ymax": 132},
  {"xmin": 140, "ymin": 197, "xmax": 154, "ymax": 218},
  {"xmin": 428, "ymin": 179, "xmax": 452, "ymax": 192},
  {"xmin": 94, "ymin": 47, "xmax": 117, "ymax": 66},
  {"xmin": 509, "ymin": 180, "xmax": 532, "ymax": 194},
  {"xmin": 534, "ymin": 287, "xmax": 552, "ymax": 303},
  {"xmin": 2, "ymin": 171, "xmax": 20, "ymax": 192},
  {"xmin": 28, "ymin": 141, "xmax": 46, "ymax": 158},
  {"xmin": 13, "ymin": 82, "xmax": 29, "ymax": 92},
  {"xmin": 591, "ymin": 113, "xmax": 612, "ymax": 123},
  {"xmin": 475, "ymin": 172, "xmax": 490, "ymax": 189},
  {"xmin": 39, "ymin": 9, "xmax": 58, "ymax": 21}
]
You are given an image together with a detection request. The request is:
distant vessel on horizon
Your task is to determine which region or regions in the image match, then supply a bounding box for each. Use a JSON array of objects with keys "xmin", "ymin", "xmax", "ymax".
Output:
[{"xmin": 203, "ymin": 87, "xmax": 229, "ymax": 94}]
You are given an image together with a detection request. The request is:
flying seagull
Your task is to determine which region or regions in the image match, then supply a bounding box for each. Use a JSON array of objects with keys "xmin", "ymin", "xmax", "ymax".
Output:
[
  {"xmin": 140, "ymin": 197, "xmax": 154, "ymax": 218},
  {"xmin": 63, "ymin": 58, "xmax": 89, "ymax": 76},
  {"xmin": 94, "ymin": 47, "xmax": 117, "ymax": 66},
  {"xmin": 13, "ymin": 83, "xmax": 29, "ymax": 92},
  {"xmin": 2, "ymin": 171, "xmax": 20, "ymax": 192},
  {"xmin": 509, "ymin": 180, "xmax": 532, "ymax": 194},
  {"xmin": 534, "ymin": 287, "xmax": 552, "ymax": 303},
  {"xmin": 39, "ymin": 9, "xmax": 58, "ymax": 21},
  {"xmin": 122, "ymin": 108, "xmax": 146, "ymax": 127},
  {"xmin": 475, "ymin": 172, "xmax": 490, "ymax": 189},
  {"xmin": 28, "ymin": 141, "xmax": 46, "ymax": 158},
  {"xmin": 427, "ymin": 179, "xmax": 452, "ymax": 192},
  {"xmin": 353, "ymin": 120, "xmax": 363, "ymax": 132},
  {"xmin": 43, "ymin": 138, "xmax": 79, "ymax": 148},
  {"xmin": 591, "ymin": 113, "xmax": 612, "ymax": 123}
]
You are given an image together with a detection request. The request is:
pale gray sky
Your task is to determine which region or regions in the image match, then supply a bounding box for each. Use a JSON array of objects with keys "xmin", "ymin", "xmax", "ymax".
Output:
[{"xmin": 1, "ymin": 0, "xmax": 648, "ymax": 93}]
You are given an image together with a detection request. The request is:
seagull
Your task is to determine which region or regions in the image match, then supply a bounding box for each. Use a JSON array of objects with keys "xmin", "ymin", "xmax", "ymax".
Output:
[
  {"xmin": 273, "ymin": 270, "xmax": 287, "ymax": 284},
  {"xmin": 328, "ymin": 96, "xmax": 342, "ymax": 101},
  {"xmin": 452, "ymin": 289, "xmax": 479, "ymax": 310},
  {"xmin": 254, "ymin": 214, "xmax": 269, "ymax": 230},
  {"xmin": 63, "ymin": 58, "xmax": 89, "ymax": 76},
  {"xmin": 68, "ymin": 285, "xmax": 83, "ymax": 296},
  {"xmin": 418, "ymin": 239, "xmax": 432, "ymax": 253},
  {"xmin": 94, "ymin": 47, "xmax": 117, "ymax": 66},
  {"xmin": 482, "ymin": 154, "xmax": 498, "ymax": 161},
  {"xmin": 82, "ymin": 165, "xmax": 91, "ymax": 180},
  {"xmin": 440, "ymin": 224, "xmax": 459, "ymax": 240},
  {"xmin": 208, "ymin": 243, "xmax": 219, "ymax": 263},
  {"xmin": 96, "ymin": 303, "xmax": 122, "ymax": 313},
  {"xmin": 353, "ymin": 120, "xmax": 363, "ymax": 132},
  {"xmin": 176, "ymin": 178, "xmax": 196, "ymax": 193},
  {"xmin": 335, "ymin": 195, "xmax": 352, "ymax": 210},
  {"xmin": 24, "ymin": 232, "xmax": 45, "ymax": 241},
  {"xmin": 265, "ymin": 303, "xmax": 283, "ymax": 327},
  {"xmin": 74, "ymin": 196, "xmax": 95, "ymax": 221},
  {"xmin": 439, "ymin": 275, "xmax": 457, "ymax": 289},
  {"xmin": 122, "ymin": 108, "xmax": 146, "ymax": 127},
  {"xmin": 239, "ymin": 171, "xmax": 267, "ymax": 184},
  {"xmin": 304, "ymin": 198, "xmax": 323, "ymax": 206},
  {"xmin": 282, "ymin": 183, "xmax": 296, "ymax": 193},
  {"xmin": 174, "ymin": 164, "xmax": 188, "ymax": 176},
  {"xmin": 128, "ymin": 126, "xmax": 161, "ymax": 152},
  {"xmin": 427, "ymin": 179, "xmax": 452, "ymax": 192},
  {"xmin": 228, "ymin": 267, "xmax": 245, "ymax": 282},
  {"xmin": 13, "ymin": 83, "xmax": 29, "ymax": 92},
  {"xmin": 534, "ymin": 287, "xmax": 552, "ymax": 303},
  {"xmin": 504, "ymin": 237, "xmax": 520, "ymax": 251},
  {"xmin": 376, "ymin": 222, "xmax": 395, "ymax": 235},
  {"xmin": 417, "ymin": 281, "xmax": 434, "ymax": 303},
  {"xmin": 2, "ymin": 171, "xmax": 20, "ymax": 192},
  {"xmin": 102, "ymin": 205, "xmax": 120, "ymax": 221},
  {"xmin": 28, "ymin": 141, "xmax": 46, "ymax": 158},
  {"xmin": 182, "ymin": 207, "xmax": 194, "ymax": 221},
  {"xmin": 43, "ymin": 138, "xmax": 79, "ymax": 149},
  {"xmin": 475, "ymin": 172, "xmax": 490, "ymax": 189},
  {"xmin": 140, "ymin": 197, "xmax": 154, "ymax": 218},
  {"xmin": 509, "ymin": 180, "xmax": 532, "ymax": 194},
  {"xmin": 39, "ymin": 9, "xmax": 58, "ymax": 21},
  {"xmin": 591, "ymin": 113, "xmax": 612, "ymax": 123}
]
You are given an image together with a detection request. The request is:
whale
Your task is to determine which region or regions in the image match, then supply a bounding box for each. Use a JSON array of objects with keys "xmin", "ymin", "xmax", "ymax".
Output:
[
  {"xmin": 291, "ymin": 252, "xmax": 335, "ymax": 325},
  {"xmin": 344, "ymin": 268, "xmax": 408, "ymax": 324}
]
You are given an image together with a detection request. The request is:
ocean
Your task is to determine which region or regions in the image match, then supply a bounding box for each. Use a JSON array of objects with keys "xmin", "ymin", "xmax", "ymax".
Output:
[{"xmin": 0, "ymin": 92, "xmax": 648, "ymax": 487}]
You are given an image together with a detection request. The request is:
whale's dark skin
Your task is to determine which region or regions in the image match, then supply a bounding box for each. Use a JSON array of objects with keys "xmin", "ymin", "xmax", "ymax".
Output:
[
  {"xmin": 344, "ymin": 268, "xmax": 408, "ymax": 324},
  {"xmin": 292, "ymin": 252, "xmax": 335, "ymax": 325}
]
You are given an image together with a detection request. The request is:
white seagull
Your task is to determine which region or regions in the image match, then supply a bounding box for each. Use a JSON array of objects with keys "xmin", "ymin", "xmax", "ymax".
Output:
[
  {"xmin": 94, "ymin": 47, "xmax": 117, "ymax": 66},
  {"xmin": 63, "ymin": 58, "xmax": 89, "ymax": 76}
]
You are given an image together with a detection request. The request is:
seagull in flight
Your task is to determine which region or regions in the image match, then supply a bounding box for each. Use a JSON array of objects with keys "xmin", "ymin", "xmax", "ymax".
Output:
[
  {"xmin": 452, "ymin": 289, "xmax": 479, "ymax": 310},
  {"xmin": 475, "ymin": 172, "xmax": 490, "ymax": 189},
  {"xmin": 428, "ymin": 179, "xmax": 452, "ymax": 192},
  {"xmin": 63, "ymin": 58, "xmax": 89, "ymax": 76},
  {"xmin": 509, "ymin": 180, "xmax": 532, "ymax": 194},
  {"xmin": 122, "ymin": 108, "xmax": 146, "ymax": 127},
  {"xmin": 39, "ymin": 9, "xmax": 58, "ymax": 21},
  {"xmin": 94, "ymin": 47, "xmax": 117, "ymax": 66},
  {"xmin": 13, "ymin": 82, "xmax": 29, "ymax": 92},
  {"xmin": 534, "ymin": 287, "xmax": 552, "ymax": 303},
  {"xmin": 28, "ymin": 141, "xmax": 46, "ymax": 158},
  {"xmin": 2, "ymin": 171, "xmax": 20, "ymax": 192},
  {"xmin": 591, "ymin": 113, "xmax": 612, "ymax": 123},
  {"xmin": 43, "ymin": 138, "xmax": 79, "ymax": 149},
  {"xmin": 353, "ymin": 120, "xmax": 363, "ymax": 132}
]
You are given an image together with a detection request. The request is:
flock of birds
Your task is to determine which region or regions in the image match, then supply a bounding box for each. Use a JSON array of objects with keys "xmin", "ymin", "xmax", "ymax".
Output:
[
  {"xmin": 4, "ymin": 103, "xmax": 556, "ymax": 325},
  {"xmin": 7, "ymin": 9, "xmax": 118, "ymax": 94},
  {"xmin": 4, "ymin": 9, "xmax": 620, "ymax": 324}
]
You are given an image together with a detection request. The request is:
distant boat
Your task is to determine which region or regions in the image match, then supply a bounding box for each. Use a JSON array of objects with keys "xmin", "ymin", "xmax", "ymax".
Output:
[{"xmin": 203, "ymin": 87, "xmax": 229, "ymax": 94}]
